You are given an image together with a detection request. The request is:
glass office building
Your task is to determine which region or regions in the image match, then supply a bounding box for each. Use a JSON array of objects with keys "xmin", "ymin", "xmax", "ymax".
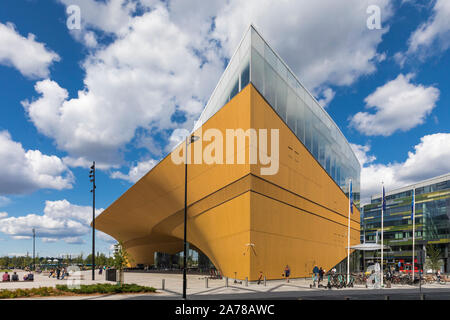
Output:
[
  {"xmin": 362, "ymin": 173, "xmax": 450, "ymax": 272},
  {"xmin": 194, "ymin": 25, "xmax": 360, "ymax": 203}
]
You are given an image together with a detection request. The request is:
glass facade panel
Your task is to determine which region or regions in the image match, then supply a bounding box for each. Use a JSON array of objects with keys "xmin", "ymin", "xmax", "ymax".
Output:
[
  {"xmin": 250, "ymin": 26, "xmax": 360, "ymax": 200},
  {"xmin": 251, "ymin": 48, "xmax": 265, "ymax": 96},
  {"xmin": 229, "ymin": 76, "xmax": 239, "ymax": 101},
  {"xmin": 276, "ymin": 73, "xmax": 288, "ymax": 121},
  {"xmin": 286, "ymin": 86, "xmax": 297, "ymax": 133},
  {"xmin": 264, "ymin": 60, "xmax": 278, "ymax": 112},
  {"xmin": 304, "ymin": 106, "xmax": 313, "ymax": 151},
  {"xmin": 241, "ymin": 61, "xmax": 250, "ymax": 90},
  {"xmin": 295, "ymin": 96, "xmax": 305, "ymax": 143},
  {"xmin": 194, "ymin": 25, "xmax": 360, "ymax": 201},
  {"xmin": 194, "ymin": 27, "xmax": 255, "ymax": 131}
]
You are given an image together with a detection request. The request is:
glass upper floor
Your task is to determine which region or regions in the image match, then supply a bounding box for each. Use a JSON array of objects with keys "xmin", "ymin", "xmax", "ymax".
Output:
[
  {"xmin": 194, "ymin": 25, "xmax": 360, "ymax": 202},
  {"xmin": 371, "ymin": 174, "xmax": 450, "ymax": 204},
  {"xmin": 362, "ymin": 177, "xmax": 450, "ymax": 243}
]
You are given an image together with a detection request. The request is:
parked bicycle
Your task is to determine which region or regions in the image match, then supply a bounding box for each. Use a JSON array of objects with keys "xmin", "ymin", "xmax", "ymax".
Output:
[{"xmin": 325, "ymin": 273, "xmax": 354, "ymax": 289}]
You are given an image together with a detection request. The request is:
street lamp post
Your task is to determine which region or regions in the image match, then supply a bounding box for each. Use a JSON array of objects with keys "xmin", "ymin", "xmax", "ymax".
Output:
[
  {"xmin": 32, "ymin": 228, "xmax": 35, "ymax": 271},
  {"xmin": 183, "ymin": 135, "xmax": 199, "ymax": 299},
  {"xmin": 90, "ymin": 161, "xmax": 96, "ymax": 281}
]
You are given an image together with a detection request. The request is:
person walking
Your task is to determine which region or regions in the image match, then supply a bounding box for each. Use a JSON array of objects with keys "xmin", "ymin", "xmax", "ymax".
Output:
[
  {"xmin": 319, "ymin": 267, "xmax": 324, "ymax": 285},
  {"xmin": 257, "ymin": 271, "xmax": 263, "ymax": 285},
  {"xmin": 56, "ymin": 267, "xmax": 61, "ymax": 280},
  {"xmin": 312, "ymin": 265, "xmax": 319, "ymax": 287},
  {"xmin": 385, "ymin": 268, "xmax": 392, "ymax": 288},
  {"xmin": 284, "ymin": 265, "xmax": 291, "ymax": 283},
  {"xmin": 60, "ymin": 268, "xmax": 67, "ymax": 280}
]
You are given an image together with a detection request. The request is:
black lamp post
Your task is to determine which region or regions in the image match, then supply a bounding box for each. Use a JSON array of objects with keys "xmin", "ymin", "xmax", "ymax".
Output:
[
  {"xmin": 32, "ymin": 228, "xmax": 35, "ymax": 271},
  {"xmin": 183, "ymin": 135, "xmax": 199, "ymax": 299},
  {"xmin": 89, "ymin": 161, "xmax": 96, "ymax": 281}
]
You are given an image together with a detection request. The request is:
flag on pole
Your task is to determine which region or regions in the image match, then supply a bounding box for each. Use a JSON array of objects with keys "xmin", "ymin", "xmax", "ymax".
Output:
[
  {"xmin": 349, "ymin": 180, "xmax": 353, "ymax": 214},
  {"xmin": 382, "ymin": 186, "xmax": 386, "ymax": 213},
  {"xmin": 411, "ymin": 191, "xmax": 415, "ymax": 220}
]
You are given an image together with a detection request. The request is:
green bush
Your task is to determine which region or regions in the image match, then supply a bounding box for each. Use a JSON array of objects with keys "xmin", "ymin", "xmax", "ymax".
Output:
[
  {"xmin": 0, "ymin": 283, "xmax": 156, "ymax": 299},
  {"xmin": 0, "ymin": 286, "xmax": 60, "ymax": 299},
  {"xmin": 61, "ymin": 283, "xmax": 156, "ymax": 294}
]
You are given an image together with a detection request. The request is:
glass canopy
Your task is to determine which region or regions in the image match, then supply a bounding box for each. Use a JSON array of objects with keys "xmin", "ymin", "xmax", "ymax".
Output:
[{"xmin": 194, "ymin": 25, "xmax": 360, "ymax": 204}]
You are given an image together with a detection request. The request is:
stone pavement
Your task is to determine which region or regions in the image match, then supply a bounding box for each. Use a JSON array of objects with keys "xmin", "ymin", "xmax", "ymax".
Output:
[{"xmin": 2, "ymin": 269, "xmax": 449, "ymax": 300}]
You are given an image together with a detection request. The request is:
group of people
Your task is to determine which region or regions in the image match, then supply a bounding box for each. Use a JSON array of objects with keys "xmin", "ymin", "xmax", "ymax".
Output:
[
  {"xmin": 2, "ymin": 271, "xmax": 34, "ymax": 282},
  {"xmin": 48, "ymin": 267, "xmax": 68, "ymax": 280},
  {"xmin": 283, "ymin": 264, "xmax": 328, "ymax": 285},
  {"xmin": 98, "ymin": 265, "xmax": 108, "ymax": 275},
  {"xmin": 312, "ymin": 265, "xmax": 326, "ymax": 286}
]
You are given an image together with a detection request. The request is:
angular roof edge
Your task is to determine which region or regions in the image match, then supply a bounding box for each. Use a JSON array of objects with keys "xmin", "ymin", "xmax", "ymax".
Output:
[
  {"xmin": 192, "ymin": 24, "xmax": 360, "ymax": 169},
  {"xmin": 371, "ymin": 172, "xmax": 450, "ymax": 201},
  {"xmin": 249, "ymin": 25, "xmax": 359, "ymax": 168},
  {"xmin": 192, "ymin": 24, "xmax": 253, "ymax": 132}
]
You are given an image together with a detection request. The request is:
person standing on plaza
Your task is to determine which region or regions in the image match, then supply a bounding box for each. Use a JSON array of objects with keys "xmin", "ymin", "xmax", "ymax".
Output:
[
  {"xmin": 56, "ymin": 267, "xmax": 61, "ymax": 280},
  {"xmin": 284, "ymin": 265, "xmax": 290, "ymax": 283},
  {"xmin": 385, "ymin": 268, "xmax": 392, "ymax": 288},
  {"xmin": 312, "ymin": 265, "xmax": 319, "ymax": 287},
  {"xmin": 319, "ymin": 267, "xmax": 324, "ymax": 285}
]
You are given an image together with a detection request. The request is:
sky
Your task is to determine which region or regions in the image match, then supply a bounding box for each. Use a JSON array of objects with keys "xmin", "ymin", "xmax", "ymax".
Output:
[{"xmin": 0, "ymin": 0, "xmax": 449, "ymax": 257}]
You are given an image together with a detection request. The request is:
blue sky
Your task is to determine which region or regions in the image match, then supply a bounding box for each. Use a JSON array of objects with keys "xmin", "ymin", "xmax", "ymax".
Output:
[{"xmin": 0, "ymin": 0, "xmax": 449, "ymax": 257}]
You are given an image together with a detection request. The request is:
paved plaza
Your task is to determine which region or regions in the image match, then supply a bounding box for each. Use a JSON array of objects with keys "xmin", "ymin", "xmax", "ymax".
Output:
[{"xmin": 2, "ymin": 270, "xmax": 450, "ymax": 300}]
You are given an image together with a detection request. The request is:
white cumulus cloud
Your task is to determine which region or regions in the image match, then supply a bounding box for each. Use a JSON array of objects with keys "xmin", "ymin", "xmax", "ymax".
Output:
[
  {"xmin": 213, "ymin": 0, "xmax": 392, "ymax": 91},
  {"xmin": 350, "ymin": 74, "xmax": 439, "ymax": 136},
  {"xmin": 23, "ymin": 4, "xmax": 223, "ymax": 167},
  {"xmin": 0, "ymin": 22, "xmax": 59, "ymax": 78},
  {"xmin": 111, "ymin": 159, "xmax": 158, "ymax": 183},
  {"xmin": 0, "ymin": 130, "xmax": 74, "ymax": 195},
  {"xmin": 407, "ymin": 0, "xmax": 450, "ymax": 55},
  {"xmin": 0, "ymin": 199, "xmax": 104, "ymax": 244},
  {"xmin": 353, "ymin": 133, "xmax": 450, "ymax": 204},
  {"xmin": 23, "ymin": 0, "xmax": 395, "ymax": 170}
]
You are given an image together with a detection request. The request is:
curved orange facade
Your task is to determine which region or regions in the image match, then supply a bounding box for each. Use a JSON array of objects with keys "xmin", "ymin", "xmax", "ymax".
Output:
[{"xmin": 95, "ymin": 84, "xmax": 360, "ymax": 280}]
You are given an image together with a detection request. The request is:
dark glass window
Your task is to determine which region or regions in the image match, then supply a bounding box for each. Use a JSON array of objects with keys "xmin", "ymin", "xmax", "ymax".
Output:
[
  {"xmin": 312, "ymin": 135, "xmax": 319, "ymax": 160},
  {"xmin": 230, "ymin": 78, "xmax": 239, "ymax": 101},
  {"xmin": 305, "ymin": 121, "xmax": 312, "ymax": 151},
  {"xmin": 241, "ymin": 63, "xmax": 250, "ymax": 89}
]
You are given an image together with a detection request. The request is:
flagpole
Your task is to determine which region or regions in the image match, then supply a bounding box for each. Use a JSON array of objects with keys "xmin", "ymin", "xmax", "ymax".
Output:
[
  {"xmin": 381, "ymin": 183, "xmax": 384, "ymax": 287},
  {"xmin": 412, "ymin": 187, "xmax": 416, "ymax": 282},
  {"xmin": 347, "ymin": 179, "xmax": 351, "ymax": 285}
]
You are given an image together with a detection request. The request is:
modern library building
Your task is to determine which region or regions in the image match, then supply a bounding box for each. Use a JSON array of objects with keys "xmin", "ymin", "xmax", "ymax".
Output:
[{"xmin": 95, "ymin": 26, "xmax": 361, "ymax": 280}]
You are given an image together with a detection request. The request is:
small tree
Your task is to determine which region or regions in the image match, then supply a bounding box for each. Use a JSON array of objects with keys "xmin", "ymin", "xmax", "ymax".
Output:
[
  {"xmin": 113, "ymin": 241, "xmax": 133, "ymax": 286},
  {"xmin": 425, "ymin": 244, "xmax": 443, "ymax": 273}
]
